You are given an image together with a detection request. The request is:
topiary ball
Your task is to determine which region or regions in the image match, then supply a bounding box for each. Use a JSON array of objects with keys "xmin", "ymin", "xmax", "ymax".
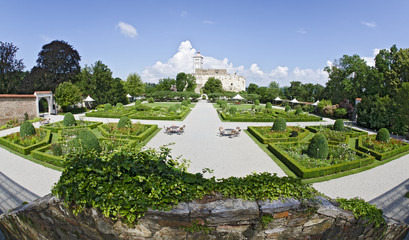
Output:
[
  {"xmin": 63, "ymin": 112, "xmax": 76, "ymax": 127},
  {"xmin": 116, "ymin": 102, "xmax": 123, "ymax": 108},
  {"xmin": 376, "ymin": 128, "xmax": 390, "ymax": 142},
  {"xmin": 295, "ymin": 108, "xmax": 303, "ymax": 115},
  {"xmin": 333, "ymin": 119, "xmax": 344, "ymax": 131},
  {"xmin": 20, "ymin": 120, "xmax": 36, "ymax": 137},
  {"xmin": 307, "ymin": 134, "xmax": 329, "ymax": 159},
  {"xmin": 272, "ymin": 117, "xmax": 287, "ymax": 132},
  {"xmin": 181, "ymin": 100, "xmax": 188, "ymax": 107},
  {"xmin": 229, "ymin": 106, "xmax": 238, "ymax": 115},
  {"xmin": 76, "ymin": 130, "xmax": 100, "ymax": 152},
  {"xmin": 285, "ymin": 106, "xmax": 291, "ymax": 112},
  {"xmin": 265, "ymin": 102, "xmax": 272, "ymax": 109},
  {"xmin": 255, "ymin": 100, "xmax": 260, "ymax": 105},
  {"xmin": 168, "ymin": 105, "xmax": 177, "ymax": 113},
  {"xmin": 118, "ymin": 116, "xmax": 131, "ymax": 128},
  {"xmin": 104, "ymin": 103, "xmax": 112, "ymax": 111}
]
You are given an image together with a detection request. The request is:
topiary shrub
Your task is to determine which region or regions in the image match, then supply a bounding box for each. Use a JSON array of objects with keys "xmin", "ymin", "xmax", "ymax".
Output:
[
  {"xmin": 20, "ymin": 121, "xmax": 36, "ymax": 137},
  {"xmin": 75, "ymin": 130, "xmax": 100, "ymax": 152},
  {"xmin": 135, "ymin": 104, "xmax": 150, "ymax": 111},
  {"xmin": 148, "ymin": 97, "xmax": 154, "ymax": 103},
  {"xmin": 181, "ymin": 100, "xmax": 188, "ymax": 107},
  {"xmin": 63, "ymin": 112, "xmax": 76, "ymax": 127},
  {"xmin": 168, "ymin": 105, "xmax": 177, "ymax": 113},
  {"xmin": 376, "ymin": 128, "xmax": 390, "ymax": 142},
  {"xmin": 255, "ymin": 100, "xmax": 260, "ymax": 105},
  {"xmin": 307, "ymin": 134, "xmax": 329, "ymax": 159},
  {"xmin": 271, "ymin": 117, "xmax": 286, "ymax": 132},
  {"xmin": 265, "ymin": 102, "xmax": 272, "ymax": 109},
  {"xmin": 229, "ymin": 106, "xmax": 238, "ymax": 115},
  {"xmin": 135, "ymin": 100, "xmax": 142, "ymax": 105},
  {"xmin": 187, "ymin": 99, "xmax": 191, "ymax": 104},
  {"xmin": 290, "ymin": 131, "xmax": 299, "ymax": 138},
  {"xmin": 285, "ymin": 106, "xmax": 291, "ymax": 112},
  {"xmin": 333, "ymin": 119, "xmax": 344, "ymax": 131},
  {"xmin": 104, "ymin": 103, "xmax": 112, "ymax": 111},
  {"xmin": 116, "ymin": 102, "xmax": 123, "ymax": 108},
  {"xmin": 118, "ymin": 116, "xmax": 131, "ymax": 128},
  {"xmin": 295, "ymin": 108, "xmax": 303, "ymax": 115}
]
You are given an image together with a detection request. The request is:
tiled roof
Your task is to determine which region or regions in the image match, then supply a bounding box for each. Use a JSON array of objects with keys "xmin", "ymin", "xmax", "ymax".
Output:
[{"xmin": 0, "ymin": 94, "xmax": 36, "ymax": 98}]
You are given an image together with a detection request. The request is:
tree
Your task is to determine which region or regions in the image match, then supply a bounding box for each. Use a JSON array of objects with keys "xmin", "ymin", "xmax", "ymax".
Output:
[
  {"xmin": 144, "ymin": 82, "xmax": 157, "ymax": 93},
  {"xmin": 247, "ymin": 83, "xmax": 259, "ymax": 94},
  {"xmin": 0, "ymin": 41, "xmax": 25, "ymax": 93},
  {"xmin": 176, "ymin": 72, "xmax": 187, "ymax": 92},
  {"xmin": 55, "ymin": 82, "xmax": 82, "ymax": 112},
  {"xmin": 185, "ymin": 74, "xmax": 197, "ymax": 92},
  {"xmin": 125, "ymin": 73, "xmax": 145, "ymax": 97},
  {"xmin": 202, "ymin": 77, "xmax": 223, "ymax": 94},
  {"xmin": 22, "ymin": 40, "xmax": 81, "ymax": 93},
  {"xmin": 156, "ymin": 78, "xmax": 176, "ymax": 91}
]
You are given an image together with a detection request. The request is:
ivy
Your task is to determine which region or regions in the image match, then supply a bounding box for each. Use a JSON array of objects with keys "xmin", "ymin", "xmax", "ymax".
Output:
[{"xmin": 336, "ymin": 197, "xmax": 385, "ymax": 227}]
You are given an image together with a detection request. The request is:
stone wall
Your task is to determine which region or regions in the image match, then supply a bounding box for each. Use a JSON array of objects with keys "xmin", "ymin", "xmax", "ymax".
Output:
[
  {"xmin": 0, "ymin": 194, "xmax": 408, "ymax": 240},
  {"xmin": 0, "ymin": 95, "xmax": 37, "ymax": 125}
]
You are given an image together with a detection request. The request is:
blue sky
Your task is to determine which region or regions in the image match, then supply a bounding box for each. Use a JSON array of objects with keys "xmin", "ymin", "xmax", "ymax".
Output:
[{"xmin": 2, "ymin": 0, "xmax": 409, "ymax": 87}]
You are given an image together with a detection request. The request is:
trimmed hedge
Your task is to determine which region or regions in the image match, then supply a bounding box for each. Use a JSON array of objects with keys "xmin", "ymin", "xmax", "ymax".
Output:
[
  {"xmin": 0, "ymin": 129, "xmax": 52, "ymax": 155},
  {"xmin": 31, "ymin": 144, "xmax": 65, "ymax": 167},
  {"xmin": 85, "ymin": 110, "xmax": 134, "ymax": 118},
  {"xmin": 130, "ymin": 108, "xmax": 191, "ymax": 121},
  {"xmin": 40, "ymin": 121, "xmax": 103, "ymax": 133},
  {"xmin": 247, "ymin": 126, "xmax": 309, "ymax": 144},
  {"xmin": 305, "ymin": 125, "xmax": 368, "ymax": 138},
  {"xmin": 98, "ymin": 124, "xmax": 158, "ymax": 142},
  {"xmin": 356, "ymin": 135, "xmax": 409, "ymax": 160},
  {"xmin": 268, "ymin": 143, "xmax": 375, "ymax": 179},
  {"xmin": 219, "ymin": 110, "xmax": 322, "ymax": 122}
]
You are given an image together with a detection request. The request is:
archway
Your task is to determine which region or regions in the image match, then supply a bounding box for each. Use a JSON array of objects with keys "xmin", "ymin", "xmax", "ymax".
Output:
[
  {"xmin": 38, "ymin": 98, "xmax": 48, "ymax": 113},
  {"xmin": 34, "ymin": 91, "xmax": 55, "ymax": 116}
]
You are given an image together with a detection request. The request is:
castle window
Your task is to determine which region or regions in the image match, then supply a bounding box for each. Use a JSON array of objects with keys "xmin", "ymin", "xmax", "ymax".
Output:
[{"xmin": 231, "ymin": 83, "xmax": 233, "ymax": 86}]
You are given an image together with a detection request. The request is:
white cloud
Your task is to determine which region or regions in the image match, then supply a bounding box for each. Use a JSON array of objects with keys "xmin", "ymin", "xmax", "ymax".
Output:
[
  {"xmin": 202, "ymin": 20, "xmax": 215, "ymax": 24},
  {"xmin": 361, "ymin": 21, "xmax": 376, "ymax": 28},
  {"xmin": 116, "ymin": 21, "xmax": 138, "ymax": 38},
  {"xmin": 297, "ymin": 28, "xmax": 307, "ymax": 34},
  {"xmin": 362, "ymin": 48, "xmax": 380, "ymax": 67},
  {"xmin": 141, "ymin": 40, "xmax": 329, "ymax": 86}
]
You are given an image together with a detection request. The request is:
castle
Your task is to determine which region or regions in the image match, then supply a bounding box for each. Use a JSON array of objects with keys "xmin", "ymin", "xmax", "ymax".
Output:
[{"xmin": 192, "ymin": 51, "xmax": 245, "ymax": 93}]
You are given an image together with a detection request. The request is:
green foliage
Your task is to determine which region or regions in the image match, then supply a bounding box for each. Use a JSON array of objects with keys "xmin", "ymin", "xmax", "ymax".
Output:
[
  {"xmin": 24, "ymin": 112, "xmax": 29, "ymax": 121},
  {"xmin": 187, "ymin": 99, "xmax": 192, "ymax": 104},
  {"xmin": 265, "ymin": 102, "xmax": 272, "ymax": 109},
  {"xmin": 74, "ymin": 130, "xmax": 100, "ymax": 152},
  {"xmin": 134, "ymin": 103, "xmax": 151, "ymax": 111},
  {"xmin": 116, "ymin": 102, "xmax": 123, "ymax": 108},
  {"xmin": 104, "ymin": 103, "xmax": 112, "ymax": 111},
  {"xmin": 317, "ymin": 99, "xmax": 332, "ymax": 114},
  {"xmin": 261, "ymin": 215, "xmax": 274, "ymax": 228},
  {"xmin": 334, "ymin": 108, "xmax": 347, "ymax": 118},
  {"xmin": 285, "ymin": 106, "xmax": 291, "ymax": 112},
  {"xmin": 376, "ymin": 128, "xmax": 390, "ymax": 142},
  {"xmin": 148, "ymin": 97, "xmax": 154, "ymax": 103},
  {"xmin": 307, "ymin": 134, "xmax": 329, "ymax": 159},
  {"xmin": 336, "ymin": 198, "xmax": 385, "ymax": 227},
  {"xmin": 290, "ymin": 131, "xmax": 299, "ymax": 138},
  {"xmin": 295, "ymin": 108, "xmax": 303, "ymax": 115},
  {"xmin": 272, "ymin": 117, "xmax": 286, "ymax": 132},
  {"xmin": 255, "ymin": 99, "xmax": 260, "ymax": 105},
  {"xmin": 202, "ymin": 77, "xmax": 223, "ymax": 94},
  {"xmin": 183, "ymin": 220, "xmax": 211, "ymax": 234},
  {"xmin": 125, "ymin": 73, "xmax": 145, "ymax": 97},
  {"xmin": 55, "ymin": 81, "xmax": 82, "ymax": 111},
  {"xmin": 63, "ymin": 112, "xmax": 76, "ymax": 127},
  {"xmin": 0, "ymin": 41, "xmax": 25, "ymax": 94},
  {"xmin": 333, "ymin": 119, "xmax": 344, "ymax": 131},
  {"xmin": 168, "ymin": 105, "xmax": 177, "ymax": 113},
  {"xmin": 117, "ymin": 116, "xmax": 131, "ymax": 128},
  {"xmin": 229, "ymin": 106, "xmax": 238, "ymax": 115},
  {"xmin": 181, "ymin": 100, "xmax": 188, "ymax": 107},
  {"xmin": 51, "ymin": 143, "xmax": 62, "ymax": 156},
  {"xmin": 405, "ymin": 192, "xmax": 409, "ymax": 198},
  {"xmin": 135, "ymin": 100, "xmax": 142, "ymax": 105},
  {"xmin": 20, "ymin": 121, "xmax": 35, "ymax": 137}
]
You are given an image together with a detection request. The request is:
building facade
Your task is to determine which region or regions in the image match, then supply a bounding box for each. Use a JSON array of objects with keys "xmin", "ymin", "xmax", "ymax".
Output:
[{"xmin": 192, "ymin": 52, "xmax": 245, "ymax": 93}]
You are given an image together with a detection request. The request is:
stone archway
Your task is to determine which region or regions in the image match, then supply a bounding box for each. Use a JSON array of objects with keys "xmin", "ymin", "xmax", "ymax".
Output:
[{"xmin": 34, "ymin": 91, "xmax": 55, "ymax": 116}]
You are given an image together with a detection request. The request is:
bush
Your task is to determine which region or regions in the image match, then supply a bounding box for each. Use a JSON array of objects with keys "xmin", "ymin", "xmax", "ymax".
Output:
[
  {"xmin": 118, "ymin": 116, "xmax": 132, "ymax": 128},
  {"xmin": 187, "ymin": 99, "xmax": 191, "ymax": 104},
  {"xmin": 75, "ymin": 130, "xmax": 100, "ymax": 152},
  {"xmin": 20, "ymin": 121, "xmax": 36, "ymax": 137},
  {"xmin": 255, "ymin": 99, "xmax": 260, "ymax": 105},
  {"xmin": 290, "ymin": 131, "xmax": 299, "ymax": 138},
  {"xmin": 168, "ymin": 105, "xmax": 177, "ymax": 113},
  {"xmin": 116, "ymin": 103, "xmax": 123, "ymax": 108},
  {"xmin": 265, "ymin": 102, "xmax": 272, "ymax": 109},
  {"xmin": 376, "ymin": 128, "xmax": 390, "ymax": 142},
  {"xmin": 221, "ymin": 102, "xmax": 227, "ymax": 110},
  {"xmin": 51, "ymin": 143, "xmax": 62, "ymax": 156},
  {"xmin": 104, "ymin": 103, "xmax": 112, "ymax": 111},
  {"xmin": 135, "ymin": 100, "xmax": 142, "ymax": 105},
  {"xmin": 295, "ymin": 108, "xmax": 303, "ymax": 115},
  {"xmin": 181, "ymin": 100, "xmax": 188, "ymax": 107},
  {"xmin": 229, "ymin": 106, "xmax": 238, "ymax": 115},
  {"xmin": 272, "ymin": 117, "xmax": 286, "ymax": 132},
  {"xmin": 285, "ymin": 106, "xmax": 291, "ymax": 112},
  {"xmin": 148, "ymin": 97, "xmax": 154, "ymax": 103},
  {"xmin": 307, "ymin": 134, "xmax": 329, "ymax": 159},
  {"xmin": 135, "ymin": 103, "xmax": 150, "ymax": 111},
  {"xmin": 333, "ymin": 119, "xmax": 344, "ymax": 131},
  {"xmin": 334, "ymin": 107, "xmax": 347, "ymax": 118},
  {"xmin": 63, "ymin": 112, "xmax": 76, "ymax": 127}
]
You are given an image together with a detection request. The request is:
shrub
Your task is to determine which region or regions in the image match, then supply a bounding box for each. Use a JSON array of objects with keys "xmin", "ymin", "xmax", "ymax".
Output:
[
  {"xmin": 307, "ymin": 134, "xmax": 329, "ymax": 159},
  {"xmin": 135, "ymin": 100, "xmax": 142, "ymax": 105},
  {"xmin": 265, "ymin": 102, "xmax": 272, "ymax": 109},
  {"xmin": 116, "ymin": 103, "xmax": 123, "ymax": 108},
  {"xmin": 376, "ymin": 128, "xmax": 390, "ymax": 142},
  {"xmin": 174, "ymin": 104, "xmax": 182, "ymax": 109},
  {"xmin": 251, "ymin": 104, "xmax": 256, "ymax": 110},
  {"xmin": 20, "ymin": 121, "xmax": 36, "ymax": 137},
  {"xmin": 187, "ymin": 99, "xmax": 191, "ymax": 104},
  {"xmin": 295, "ymin": 108, "xmax": 303, "ymax": 115},
  {"xmin": 168, "ymin": 105, "xmax": 177, "ymax": 113},
  {"xmin": 334, "ymin": 108, "xmax": 347, "ymax": 118},
  {"xmin": 229, "ymin": 107, "xmax": 238, "ymax": 115},
  {"xmin": 148, "ymin": 97, "xmax": 154, "ymax": 103},
  {"xmin": 333, "ymin": 119, "xmax": 344, "ymax": 131},
  {"xmin": 51, "ymin": 143, "xmax": 62, "ymax": 156},
  {"xmin": 118, "ymin": 116, "xmax": 132, "ymax": 128},
  {"xmin": 294, "ymin": 105, "xmax": 301, "ymax": 110},
  {"xmin": 104, "ymin": 103, "xmax": 112, "ymax": 111},
  {"xmin": 181, "ymin": 100, "xmax": 188, "ymax": 107},
  {"xmin": 221, "ymin": 102, "xmax": 227, "ymax": 110},
  {"xmin": 75, "ymin": 130, "xmax": 100, "ymax": 152},
  {"xmin": 290, "ymin": 131, "xmax": 299, "ymax": 138},
  {"xmin": 24, "ymin": 112, "xmax": 29, "ymax": 121},
  {"xmin": 63, "ymin": 112, "xmax": 76, "ymax": 127},
  {"xmin": 135, "ymin": 104, "xmax": 150, "ymax": 111},
  {"xmin": 285, "ymin": 106, "xmax": 291, "ymax": 112},
  {"xmin": 272, "ymin": 117, "xmax": 286, "ymax": 132},
  {"xmin": 255, "ymin": 100, "xmax": 260, "ymax": 105}
]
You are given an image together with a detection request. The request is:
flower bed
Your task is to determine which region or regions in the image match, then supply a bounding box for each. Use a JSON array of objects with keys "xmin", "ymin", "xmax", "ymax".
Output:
[
  {"xmin": 98, "ymin": 123, "xmax": 158, "ymax": 141},
  {"xmin": 40, "ymin": 121, "xmax": 102, "ymax": 133},
  {"xmin": 356, "ymin": 135, "xmax": 409, "ymax": 160},
  {"xmin": 306, "ymin": 125, "xmax": 367, "ymax": 138},
  {"xmin": 268, "ymin": 142, "xmax": 374, "ymax": 179},
  {"xmin": 248, "ymin": 126, "xmax": 309, "ymax": 144},
  {"xmin": 85, "ymin": 108, "xmax": 134, "ymax": 118},
  {"xmin": 56, "ymin": 128, "xmax": 91, "ymax": 141},
  {"xmin": 129, "ymin": 107, "xmax": 191, "ymax": 121},
  {"xmin": 0, "ymin": 129, "xmax": 52, "ymax": 155},
  {"xmin": 218, "ymin": 109, "xmax": 321, "ymax": 122}
]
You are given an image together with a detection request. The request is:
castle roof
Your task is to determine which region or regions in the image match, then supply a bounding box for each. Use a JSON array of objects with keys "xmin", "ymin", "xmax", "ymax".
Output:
[{"xmin": 194, "ymin": 51, "xmax": 203, "ymax": 58}]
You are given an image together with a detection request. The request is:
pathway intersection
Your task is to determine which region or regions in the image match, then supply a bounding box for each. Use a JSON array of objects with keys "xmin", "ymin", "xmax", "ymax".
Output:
[{"xmin": 0, "ymin": 101, "xmax": 408, "ymax": 228}]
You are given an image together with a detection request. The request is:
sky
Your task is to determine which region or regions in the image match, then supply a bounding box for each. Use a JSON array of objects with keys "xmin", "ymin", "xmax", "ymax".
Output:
[{"xmin": 2, "ymin": 0, "xmax": 409, "ymax": 87}]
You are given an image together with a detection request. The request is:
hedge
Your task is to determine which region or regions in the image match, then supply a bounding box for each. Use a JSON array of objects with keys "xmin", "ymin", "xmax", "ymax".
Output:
[
  {"xmin": 305, "ymin": 125, "xmax": 368, "ymax": 138},
  {"xmin": 40, "ymin": 121, "xmax": 103, "ymax": 133},
  {"xmin": 0, "ymin": 129, "xmax": 52, "ymax": 155},
  {"xmin": 247, "ymin": 126, "xmax": 309, "ymax": 144},
  {"xmin": 85, "ymin": 110, "xmax": 134, "ymax": 118},
  {"xmin": 268, "ymin": 143, "xmax": 375, "ymax": 179},
  {"xmin": 219, "ymin": 110, "xmax": 322, "ymax": 122},
  {"xmin": 130, "ymin": 108, "xmax": 191, "ymax": 121},
  {"xmin": 31, "ymin": 144, "xmax": 65, "ymax": 167},
  {"xmin": 356, "ymin": 136, "xmax": 409, "ymax": 160},
  {"xmin": 98, "ymin": 124, "xmax": 158, "ymax": 142},
  {"xmin": 57, "ymin": 127, "xmax": 92, "ymax": 141}
]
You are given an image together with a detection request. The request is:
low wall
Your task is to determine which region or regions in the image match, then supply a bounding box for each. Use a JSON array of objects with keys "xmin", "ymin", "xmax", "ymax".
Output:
[
  {"xmin": 0, "ymin": 194, "xmax": 408, "ymax": 240},
  {"xmin": 0, "ymin": 95, "xmax": 37, "ymax": 125}
]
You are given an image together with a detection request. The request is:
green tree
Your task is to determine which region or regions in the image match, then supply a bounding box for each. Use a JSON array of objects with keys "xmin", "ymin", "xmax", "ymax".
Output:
[
  {"xmin": 202, "ymin": 77, "xmax": 223, "ymax": 94},
  {"xmin": 125, "ymin": 73, "xmax": 145, "ymax": 97},
  {"xmin": 185, "ymin": 74, "xmax": 197, "ymax": 92},
  {"xmin": 156, "ymin": 78, "xmax": 176, "ymax": 91},
  {"xmin": 0, "ymin": 41, "xmax": 25, "ymax": 94},
  {"xmin": 176, "ymin": 72, "xmax": 187, "ymax": 92},
  {"xmin": 247, "ymin": 83, "xmax": 259, "ymax": 94},
  {"xmin": 55, "ymin": 82, "xmax": 82, "ymax": 112}
]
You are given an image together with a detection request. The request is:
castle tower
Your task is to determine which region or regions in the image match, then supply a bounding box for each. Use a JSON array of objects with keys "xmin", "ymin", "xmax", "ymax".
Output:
[{"xmin": 193, "ymin": 51, "xmax": 203, "ymax": 73}]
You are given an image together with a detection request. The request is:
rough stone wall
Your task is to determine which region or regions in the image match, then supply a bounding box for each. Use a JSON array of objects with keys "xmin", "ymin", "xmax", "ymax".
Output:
[
  {"xmin": 0, "ymin": 97, "xmax": 37, "ymax": 125},
  {"xmin": 193, "ymin": 70, "xmax": 246, "ymax": 93},
  {"xmin": 0, "ymin": 194, "xmax": 408, "ymax": 240}
]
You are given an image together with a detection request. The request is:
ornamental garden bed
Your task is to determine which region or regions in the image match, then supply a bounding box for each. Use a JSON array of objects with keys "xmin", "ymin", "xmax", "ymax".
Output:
[
  {"xmin": 40, "ymin": 121, "xmax": 102, "ymax": 133},
  {"xmin": 98, "ymin": 123, "xmax": 158, "ymax": 141},
  {"xmin": 268, "ymin": 142, "xmax": 374, "ymax": 179},
  {"xmin": 218, "ymin": 109, "xmax": 321, "ymax": 122},
  {"xmin": 356, "ymin": 135, "xmax": 409, "ymax": 160},
  {"xmin": 304, "ymin": 125, "xmax": 367, "ymax": 144},
  {"xmin": 129, "ymin": 106, "xmax": 191, "ymax": 121},
  {"xmin": 56, "ymin": 128, "xmax": 91, "ymax": 141},
  {"xmin": 0, "ymin": 129, "xmax": 52, "ymax": 155},
  {"xmin": 85, "ymin": 107, "xmax": 134, "ymax": 118},
  {"xmin": 248, "ymin": 126, "xmax": 309, "ymax": 144}
]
